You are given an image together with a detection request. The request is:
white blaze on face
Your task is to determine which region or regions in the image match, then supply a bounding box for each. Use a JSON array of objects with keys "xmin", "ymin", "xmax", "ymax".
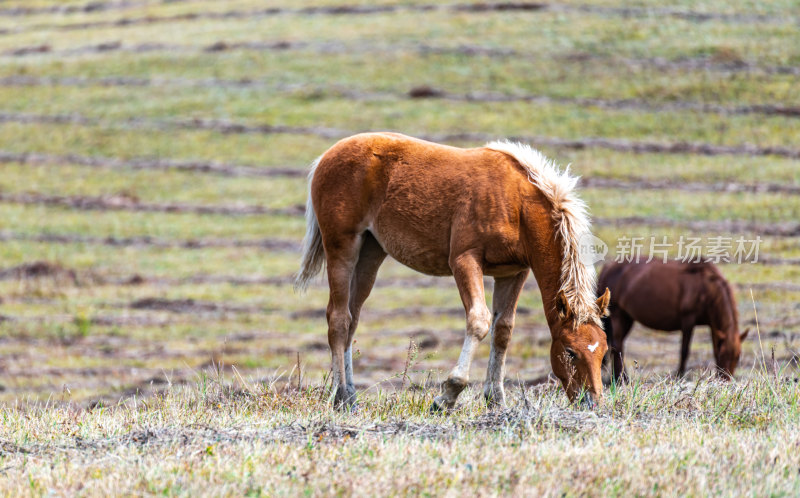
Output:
[{"xmin": 587, "ymin": 341, "xmax": 599, "ymax": 353}]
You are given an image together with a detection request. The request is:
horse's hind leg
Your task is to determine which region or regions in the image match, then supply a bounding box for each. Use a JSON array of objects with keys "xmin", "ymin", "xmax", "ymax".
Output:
[
  {"xmin": 483, "ymin": 271, "xmax": 528, "ymax": 409},
  {"xmin": 432, "ymin": 252, "xmax": 492, "ymax": 412},
  {"xmin": 344, "ymin": 232, "xmax": 387, "ymax": 400},
  {"xmin": 610, "ymin": 311, "xmax": 633, "ymax": 383},
  {"xmin": 323, "ymin": 232, "xmax": 362, "ymax": 410}
]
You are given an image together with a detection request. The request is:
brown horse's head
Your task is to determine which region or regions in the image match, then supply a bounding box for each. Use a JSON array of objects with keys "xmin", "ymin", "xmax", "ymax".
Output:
[
  {"xmin": 706, "ymin": 271, "xmax": 750, "ymax": 379},
  {"xmin": 713, "ymin": 327, "xmax": 750, "ymax": 379},
  {"xmin": 550, "ymin": 288, "xmax": 610, "ymax": 408}
]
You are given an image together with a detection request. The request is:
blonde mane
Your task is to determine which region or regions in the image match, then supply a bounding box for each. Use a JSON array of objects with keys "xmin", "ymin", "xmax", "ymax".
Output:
[{"xmin": 485, "ymin": 141, "xmax": 600, "ymax": 326}]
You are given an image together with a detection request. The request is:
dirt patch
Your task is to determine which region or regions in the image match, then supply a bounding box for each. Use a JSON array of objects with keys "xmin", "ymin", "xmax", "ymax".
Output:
[
  {"xmin": 4, "ymin": 44, "xmax": 50, "ymax": 56},
  {"xmin": 0, "ymin": 261, "xmax": 75, "ymax": 281},
  {"xmin": 408, "ymin": 85, "xmax": 446, "ymax": 98},
  {"xmin": 455, "ymin": 3, "xmax": 547, "ymax": 12},
  {"xmin": 0, "ymin": 261, "xmax": 81, "ymax": 289},
  {"xmin": 130, "ymin": 297, "xmax": 268, "ymax": 314},
  {"xmin": 412, "ymin": 330, "xmax": 441, "ymax": 350}
]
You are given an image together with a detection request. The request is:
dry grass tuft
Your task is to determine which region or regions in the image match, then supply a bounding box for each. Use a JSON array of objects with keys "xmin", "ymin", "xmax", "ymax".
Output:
[{"xmin": 1, "ymin": 366, "xmax": 798, "ymax": 496}]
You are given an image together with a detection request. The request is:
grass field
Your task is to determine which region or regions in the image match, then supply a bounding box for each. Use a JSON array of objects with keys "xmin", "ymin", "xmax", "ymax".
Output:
[{"xmin": 0, "ymin": 0, "xmax": 799, "ymax": 495}]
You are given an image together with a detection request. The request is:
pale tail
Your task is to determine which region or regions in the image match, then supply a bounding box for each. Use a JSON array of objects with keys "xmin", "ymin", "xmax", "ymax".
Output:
[{"xmin": 294, "ymin": 157, "xmax": 325, "ymax": 292}]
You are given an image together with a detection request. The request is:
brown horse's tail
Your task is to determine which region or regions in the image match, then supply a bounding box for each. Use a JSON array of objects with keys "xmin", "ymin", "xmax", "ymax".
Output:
[{"xmin": 294, "ymin": 157, "xmax": 325, "ymax": 292}]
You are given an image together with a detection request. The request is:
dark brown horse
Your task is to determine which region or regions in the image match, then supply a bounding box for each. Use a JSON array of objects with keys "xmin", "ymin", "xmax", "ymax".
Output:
[
  {"xmin": 598, "ymin": 260, "xmax": 748, "ymax": 382},
  {"xmin": 296, "ymin": 132, "xmax": 610, "ymax": 411}
]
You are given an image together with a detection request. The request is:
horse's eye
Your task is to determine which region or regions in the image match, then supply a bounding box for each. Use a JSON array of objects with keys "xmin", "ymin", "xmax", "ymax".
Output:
[{"xmin": 565, "ymin": 348, "xmax": 577, "ymax": 360}]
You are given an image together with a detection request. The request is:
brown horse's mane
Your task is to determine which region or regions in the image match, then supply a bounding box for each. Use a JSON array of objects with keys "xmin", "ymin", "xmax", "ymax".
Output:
[{"xmin": 485, "ymin": 141, "xmax": 599, "ymax": 326}]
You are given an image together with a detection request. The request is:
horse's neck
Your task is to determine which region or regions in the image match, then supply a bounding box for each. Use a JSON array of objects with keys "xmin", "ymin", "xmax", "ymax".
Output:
[
  {"xmin": 531, "ymin": 260, "xmax": 563, "ymax": 329},
  {"xmin": 521, "ymin": 212, "xmax": 564, "ymax": 330},
  {"xmin": 706, "ymin": 282, "xmax": 735, "ymax": 333}
]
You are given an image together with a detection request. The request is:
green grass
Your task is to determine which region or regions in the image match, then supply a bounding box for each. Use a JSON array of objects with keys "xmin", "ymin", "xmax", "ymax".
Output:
[
  {"xmin": 1, "ymin": 87, "xmax": 799, "ymax": 146},
  {"xmin": 5, "ymin": 8, "xmax": 800, "ymax": 65},
  {"xmin": 0, "ymin": 162, "xmax": 306, "ymax": 206},
  {"xmin": 7, "ymin": 50, "xmax": 800, "ymax": 106}
]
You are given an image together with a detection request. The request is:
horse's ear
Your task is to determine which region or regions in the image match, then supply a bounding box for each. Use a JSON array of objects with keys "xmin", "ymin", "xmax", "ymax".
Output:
[
  {"xmin": 556, "ymin": 290, "xmax": 572, "ymax": 320},
  {"xmin": 596, "ymin": 288, "xmax": 611, "ymax": 317},
  {"xmin": 740, "ymin": 327, "xmax": 750, "ymax": 341}
]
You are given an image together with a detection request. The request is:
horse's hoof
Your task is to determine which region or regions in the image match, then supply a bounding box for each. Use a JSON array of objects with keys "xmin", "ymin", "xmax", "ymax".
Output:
[
  {"xmin": 430, "ymin": 396, "xmax": 453, "ymax": 414},
  {"xmin": 483, "ymin": 396, "xmax": 505, "ymax": 411},
  {"xmin": 483, "ymin": 389, "xmax": 506, "ymax": 410},
  {"xmin": 333, "ymin": 386, "xmax": 357, "ymax": 412},
  {"xmin": 334, "ymin": 401, "xmax": 357, "ymax": 413}
]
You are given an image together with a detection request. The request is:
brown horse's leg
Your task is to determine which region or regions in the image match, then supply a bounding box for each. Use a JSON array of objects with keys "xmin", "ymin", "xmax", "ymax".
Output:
[
  {"xmin": 344, "ymin": 232, "xmax": 387, "ymax": 400},
  {"xmin": 610, "ymin": 312, "xmax": 633, "ymax": 383},
  {"xmin": 483, "ymin": 271, "xmax": 528, "ymax": 409},
  {"xmin": 677, "ymin": 318, "xmax": 695, "ymax": 378},
  {"xmin": 432, "ymin": 252, "xmax": 492, "ymax": 412},
  {"xmin": 324, "ymin": 232, "xmax": 362, "ymax": 410}
]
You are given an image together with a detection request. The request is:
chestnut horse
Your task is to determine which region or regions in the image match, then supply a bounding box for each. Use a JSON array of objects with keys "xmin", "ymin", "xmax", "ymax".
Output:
[
  {"xmin": 296, "ymin": 132, "xmax": 609, "ymax": 411},
  {"xmin": 598, "ymin": 260, "xmax": 748, "ymax": 382}
]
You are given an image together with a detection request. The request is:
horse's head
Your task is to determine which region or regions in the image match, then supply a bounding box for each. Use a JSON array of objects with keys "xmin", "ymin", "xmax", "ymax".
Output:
[
  {"xmin": 550, "ymin": 288, "xmax": 610, "ymax": 408},
  {"xmin": 705, "ymin": 272, "xmax": 749, "ymax": 379},
  {"xmin": 713, "ymin": 326, "xmax": 750, "ymax": 379}
]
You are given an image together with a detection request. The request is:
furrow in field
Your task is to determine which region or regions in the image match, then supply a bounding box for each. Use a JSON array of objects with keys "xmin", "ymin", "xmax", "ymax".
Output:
[
  {"xmin": 0, "ymin": 150, "xmax": 299, "ymax": 177},
  {"xmin": 594, "ymin": 218, "xmax": 800, "ymax": 237},
  {"xmin": 0, "ymin": 213, "xmax": 797, "ymax": 259},
  {"xmin": 2, "ymin": 287, "xmax": 799, "ymax": 329},
  {"xmin": 2, "ymin": 112, "xmax": 800, "ymax": 160},
  {"xmin": 0, "ymin": 0, "xmax": 147, "ymax": 16},
  {"xmin": 2, "ymin": 253, "xmax": 800, "ymax": 297},
  {"xmin": 2, "ymin": 150, "xmax": 799, "ymax": 195},
  {"xmin": 0, "ymin": 149, "xmax": 795, "ymax": 196},
  {"xmin": 0, "ymin": 192, "xmax": 305, "ymax": 217},
  {"xmin": 4, "ymin": 40, "xmax": 800, "ymax": 79},
  {"xmin": 1, "ymin": 2, "xmax": 791, "ymax": 28},
  {"xmin": 581, "ymin": 177, "xmax": 800, "ymax": 195},
  {"xmin": 1, "ymin": 185, "xmax": 799, "ymax": 231},
  {"xmin": 1, "ymin": 76, "xmax": 799, "ymax": 120},
  {"xmin": 0, "ymin": 266, "xmax": 456, "ymax": 289},
  {"xmin": 0, "ymin": 231, "xmax": 302, "ymax": 251}
]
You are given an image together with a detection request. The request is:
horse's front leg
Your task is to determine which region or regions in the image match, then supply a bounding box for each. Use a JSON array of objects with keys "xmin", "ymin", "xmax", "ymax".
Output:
[
  {"xmin": 432, "ymin": 252, "xmax": 491, "ymax": 412},
  {"xmin": 483, "ymin": 271, "xmax": 528, "ymax": 409}
]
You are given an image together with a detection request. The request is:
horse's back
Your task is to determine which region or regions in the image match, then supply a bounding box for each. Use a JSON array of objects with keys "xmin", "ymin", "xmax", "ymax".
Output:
[{"xmin": 310, "ymin": 133, "xmax": 534, "ymax": 276}]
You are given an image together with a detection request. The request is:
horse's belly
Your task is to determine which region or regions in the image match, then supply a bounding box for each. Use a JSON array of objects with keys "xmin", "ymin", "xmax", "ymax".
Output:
[
  {"xmin": 369, "ymin": 226, "xmax": 452, "ymax": 276},
  {"xmin": 622, "ymin": 295, "xmax": 682, "ymax": 331}
]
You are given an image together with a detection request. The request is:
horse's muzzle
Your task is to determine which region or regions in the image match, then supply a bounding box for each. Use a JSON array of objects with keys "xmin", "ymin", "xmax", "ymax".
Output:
[{"xmin": 579, "ymin": 393, "xmax": 597, "ymax": 410}]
